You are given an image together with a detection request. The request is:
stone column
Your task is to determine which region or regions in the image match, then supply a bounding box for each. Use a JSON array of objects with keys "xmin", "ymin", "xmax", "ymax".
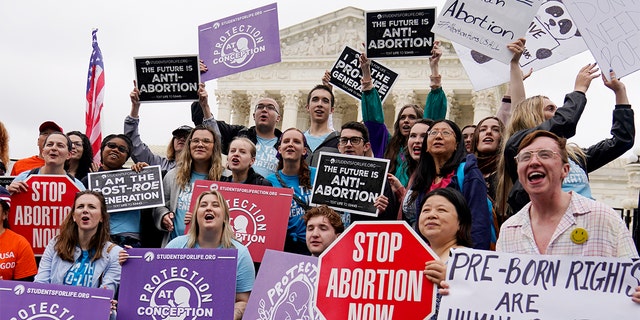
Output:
[
  {"xmin": 391, "ymin": 89, "xmax": 417, "ymax": 122},
  {"xmin": 215, "ymin": 90, "xmax": 233, "ymax": 123},
  {"xmin": 246, "ymin": 90, "xmax": 266, "ymax": 127},
  {"xmin": 472, "ymin": 89, "xmax": 498, "ymax": 123},
  {"xmin": 445, "ymin": 90, "xmax": 458, "ymax": 122},
  {"xmin": 281, "ymin": 90, "xmax": 302, "ymax": 130},
  {"xmin": 230, "ymin": 94, "xmax": 249, "ymax": 126}
]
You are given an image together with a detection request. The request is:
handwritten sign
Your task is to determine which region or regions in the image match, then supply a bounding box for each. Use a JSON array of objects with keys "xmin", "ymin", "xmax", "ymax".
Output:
[
  {"xmin": 441, "ymin": 248, "xmax": 640, "ymax": 319},
  {"xmin": 365, "ymin": 8, "xmax": 436, "ymax": 58},
  {"xmin": 134, "ymin": 55, "xmax": 200, "ymax": 102},
  {"xmin": 87, "ymin": 166, "xmax": 164, "ymax": 212},
  {"xmin": 198, "ymin": 3, "xmax": 281, "ymax": 81},
  {"xmin": 433, "ymin": 0, "xmax": 543, "ymax": 64},
  {"xmin": 329, "ymin": 46, "xmax": 398, "ymax": 103},
  {"xmin": 311, "ymin": 152, "xmax": 390, "ymax": 217},
  {"xmin": 564, "ymin": 0, "xmax": 640, "ymax": 80}
]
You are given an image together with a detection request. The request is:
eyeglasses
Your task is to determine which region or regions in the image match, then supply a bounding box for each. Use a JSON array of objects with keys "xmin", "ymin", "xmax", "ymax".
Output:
[
  {"xmin": 514, "ymin": 149, "xmax": 559, "ymax": 163},
  {"xmin": 338, "ymin": 137, "xmax": 364, "ymax": 146},
  {"xmin": 189, "ymin": 138, "xmax": 213, "ymax": 145},
  {"xmin": 71, "ymin": 141, "xmax": 83, "ymax": 148},
  {"xmin": 255, "ymin": 104, "xmax": 278, "ymax": 113},
  {"xmin": 428, "ymin": 130, "xmax": 454, "ymax": 137},
  {"xmin": 106, "ymin": 142, "xmax": 128, "ymax": 153}
]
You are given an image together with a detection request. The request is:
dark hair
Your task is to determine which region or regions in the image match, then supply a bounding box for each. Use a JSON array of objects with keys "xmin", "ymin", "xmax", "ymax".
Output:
[
  {"xmin": 44, "ymin": 132, "xmax": 72, "ymax": 152},
  {"xmin": 306, "ymin": 84, "xmax": 335, "ymax": 107},
  {"xmin": 470, "ymin": 117, "xmax": 504, "ymax": 154},
  {"xmin": 416, "ymin": 188, "xmax": 473, "ymax": 247},
  {"xmin": 1, "ymin": 201, "xmax": 9, "ymax": 229},
  {"xmin": 406, "ymin": 119, "xmax": 434, "ymax": 177},
  {"xmin": 386, "ymin": 105, "xmax": 424, "ymax": 175},
  {"xmin": 340, "ymin": 121, "xmax": 370, "ymax": 142},
  {"xmin": 66, "ymin": 131, "xmax": 94, "ymax": 180},
  {"xmin": 461, "ymin": 124, "xmax": 477, "ymax": 133},
  {"xmin": 303, "ymin": 205, "xmax": 345, "ymax": 234},
  {"xmin": 274, "ymin": 128, "xmax": 312, "ymax": 189},
  {"xmin": 100, "ymin": 134, "xmax": 133, "ymax": 160},
  {"xmin": 411, "ymin": 120, "xmax": 466, "ymax": 203}
]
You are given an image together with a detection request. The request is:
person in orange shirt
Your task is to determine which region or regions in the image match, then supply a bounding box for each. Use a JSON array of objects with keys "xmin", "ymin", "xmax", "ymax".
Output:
[
  {"xmin": 0, "ymin": 186, "xmax": 37, "ymax": 281},
  {"xmin": 10, "ymin": 121, "xmax": 63, "ymax": 175}
]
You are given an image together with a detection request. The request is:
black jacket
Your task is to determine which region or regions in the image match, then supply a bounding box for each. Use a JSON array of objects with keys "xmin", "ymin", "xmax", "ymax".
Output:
[{"xmin": 221, "ymin": 167, "xmax": 272, "ymax": 186}]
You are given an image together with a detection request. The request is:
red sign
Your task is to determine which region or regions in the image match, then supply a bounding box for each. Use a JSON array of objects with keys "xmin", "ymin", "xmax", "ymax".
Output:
[
  {"xmin": 10, "ymin": 175, "xmax": 82, "ymax": 255},
  {"xmin": 189, "ymin": 180, "xmax": 292, "ymax": 262},
  {"xmin": 316, "ymin": 221, "xmax": 438, "ymax": 320}
]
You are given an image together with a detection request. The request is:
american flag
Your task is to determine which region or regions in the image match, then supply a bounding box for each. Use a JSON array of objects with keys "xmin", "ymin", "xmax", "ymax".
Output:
[{"xmin": 85, "ymin": 29, "xmax": 105, "ymax": 163}]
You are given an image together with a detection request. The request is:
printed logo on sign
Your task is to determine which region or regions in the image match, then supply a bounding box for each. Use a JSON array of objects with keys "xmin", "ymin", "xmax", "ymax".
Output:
[
  {"xmin": 10, "ymin": 301, "xmax": 77, "ymax": 320},
  {"xmin": 13, "ymin": 284, "xmax": 25, "ymax": 295},
  {"xmin": 212, "ymin": 25, "xmax": 266, "ymax": 69},
  {"xmin": 227, "ymin": 198, "xmax": 267, "ymax": 247},
  {"xmin": 257, "ymin": 262, "xmax": 320, "ymax": 320},
  {"xmin": 138, "ymin": 267, "xmax": 214, "ymax": 319},
  {"xmin": 144, "ymin": 251, "xmax": 155, "ymax": 262},
  {"xmin": 209, "ymin": 183, "xmax": 219, "ymax": 191}
]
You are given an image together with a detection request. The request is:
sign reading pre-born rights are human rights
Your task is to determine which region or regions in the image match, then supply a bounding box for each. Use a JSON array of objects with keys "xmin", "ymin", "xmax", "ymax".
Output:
[
  {"xmin": 134, "ymin": 55, "xmax": 200, "ymax": 102},
  {"xmin": 198, "ymin": 3, "xmax": 281, "ymax": 81},
  {"xmin": 88, "ymin": 166, "xmax": 164, "ymax": 212},
  {"xmin": 311, "ymin": 152, "xmax": 390, "ymax": 217},
  {"xmin": 366, "ymin": 7, "xmax": 436, "ymax": 58}
]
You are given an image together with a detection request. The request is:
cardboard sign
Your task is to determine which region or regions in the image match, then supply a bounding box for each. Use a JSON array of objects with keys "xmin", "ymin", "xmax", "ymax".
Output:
[
  {"xmin": 198, "ymin": 3, "xmax": 281, "ymax": 81},
  {"xmin": 87, "ymin": 166, "xmax": 164, "ymax": 212},
  {"xmin": 188, "ymin": 180, "xmax": 292, "ymax": 263},
  {"xmin": 244, "ymin": 250, "xmax": 320, "ymax": 320},
  {"xmin": 441, "ymin": 248, "xmax": 640, "ymax": 319},
  {"xmin": 0, "ymin": 280, "xmax": 112, "ymax": 320},
  {"xmin": 433, "ymin": 0, "xmax": 543, "ymax": 64},
  {"xmin": 329, "ymin": 46, "xmax": 398, "ymax": 103},
  {"xmin": 311, "ymin": 152, "xmax": 390, "ymax": 217},
  {"xmin": 118, "ymin": 248, "xmax": 237, "ymax": 320},
  {"xmin": 564, "ymin": 0, "xmax": 640, "ymax": 80},
  {"xmin": 9, "ymin": 175, "xmax": 81, "ymax": 255},
  {"xmin": 365, "ymin": 7, "xmax": 436, "ymax": 58},
  {"xmin": 316, "ymin": 221, "xmax": 438, "ymax": 320},
  {"xmin": 134, "ymin": 55, "xmax": 200, "ymax": 102}
]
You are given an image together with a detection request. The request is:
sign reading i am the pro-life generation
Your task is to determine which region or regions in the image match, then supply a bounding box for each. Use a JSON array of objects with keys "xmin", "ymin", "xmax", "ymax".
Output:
[
  {"xmin": 134, "ymin": 55, "xmax": 200, "ymax": 102},
  {"xmin": 87, "ymin": 166, "xmax": 164, "ymax": 212},
  {"xmin": 198, "ymin": 3, "xmax": 281, "ymax": 81},
  {"xmin": 316, "ymin": 221, "xmax": 439, "ymax": 320},
  {"xmin": 365, "ymin": 7, "xmax": 436, "ymax": 58},
  {"xmin": 329, "ymin": 46, "xmax": 398, "ymax": 103},
  {"xmin": 311, "ymin": 152, "xmax": 390, "ymax": 217},
  {"xmin": 118, "ymin": 248, "xmax": 237, "ymax": 320},
  {"xmin": 0, "ymin": 280, "xmax": 113, "ymax": 320},
  {"xmin": 9, "ymin": 175, "xmax": 81, "ymax": 255},
  {"xmin": 441, "ymin": 248, "xmax": 640, "ymax": 319}
]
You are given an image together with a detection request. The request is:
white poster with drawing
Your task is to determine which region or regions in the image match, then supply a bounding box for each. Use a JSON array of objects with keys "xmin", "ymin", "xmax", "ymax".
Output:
[
  {"xmin": 456, "ymin": 0, "xmax": 588, "ymax": 91},
  {"xmin": 563, "ymin": 0, "xmax": 640, "ymax": 80},
  {"xmin": 433, "ymin": 0, "xmax": 543, "ymax": 64}
]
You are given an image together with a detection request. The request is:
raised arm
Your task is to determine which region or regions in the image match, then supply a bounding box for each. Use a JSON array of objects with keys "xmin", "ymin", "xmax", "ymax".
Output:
[
  {"xmin": 424, "ymin": 40, "xmax": 447, "ymax": 120},
  {"xmin": 359, "ymin": 52, "xmax": 390, "ymax": 158}
]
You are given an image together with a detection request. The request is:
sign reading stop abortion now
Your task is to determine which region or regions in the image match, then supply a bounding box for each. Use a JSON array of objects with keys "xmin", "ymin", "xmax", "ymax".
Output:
[
  {"xmin": 134, "ymin": 55, "xmax": 200, "ymax": 102},
  {"xmin": 441, "ymin": 248, "xmax": 640, "ymax": 319},
  {"xmin": 316, "ymin": 221, "xmax": 438, "ymax": 320},
  {"xmin": 0, "ymin": 280, "xmax": 113, "ymax": 320},
  {"xmin": 189, "ymin": 180, "xmax": 292, "ymax": 262},
  {"xmin": 118, "ymin": 248, "xmax": 237, "ymax": 320},
  {"xmin": 9, "ymin": 175, "xmax": 81, "ymax": 255},
  {"xmin": 87, "ymin": 166, "xmax": 164, "ymax": 212},
  {"xmin": 329, "ymin": 46, "xmax": 398, "ymax": 103},
  {"xmin": 311, "ymin": 152, "xmax": 390, "ymax": 217},
  {"xmin": 366, "ymin": 7, "xmax": 436, "ymax": 58}
]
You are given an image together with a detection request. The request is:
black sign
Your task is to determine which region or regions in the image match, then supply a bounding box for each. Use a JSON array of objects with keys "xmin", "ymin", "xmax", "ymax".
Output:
[
  {"xmin": 366, "ymin": 8, "xmax": 436, "ymax": 58},
  {"xmin": 87, "ymin": 166, "xmax": 164, "ymax": 212},
  {"xmin": 311, "ymin": 153, "xmax": 390, "ymax": 217},
  {"xmin": 0, "ymin": 176, "xmax": 14, "ymax": 188},
  {"xmin": 329, "ymin": 46, "xmax": 398, "ymax": 103},
  {"xmin": 135, "ymin": 55, "xmax": 200, "ymax": 102}
]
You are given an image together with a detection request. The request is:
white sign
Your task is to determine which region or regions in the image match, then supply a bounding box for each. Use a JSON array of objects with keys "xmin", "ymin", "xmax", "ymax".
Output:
[
  {"xmin": 564, "ymin": 0, "xmax": 640, "ymax": 80},
  {"xmin": 433, "ymin": 0, "xmax": 544, "ymax": 64},
  {"xmin": 440, "ymin": 248, "xmax": 640, "ymax": 319}
]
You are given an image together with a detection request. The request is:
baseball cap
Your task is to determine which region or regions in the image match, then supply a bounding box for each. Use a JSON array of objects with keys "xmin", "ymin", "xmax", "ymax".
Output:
[
  {"xmin": 39, "ymin": 121, "xmax": 64, "ymax": 133},
  {"xmin": 0, "ymin": 186, "xmax": 10, "ymax": 209},
  {"xmin": 172, "ymin": 125, "xmax": 193, "ymax": 137}
]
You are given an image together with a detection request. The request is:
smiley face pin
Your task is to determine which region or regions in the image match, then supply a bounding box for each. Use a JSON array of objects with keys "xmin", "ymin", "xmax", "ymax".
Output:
[{"xmin": 570, "ymin": 227, "xmax": 588, "ymax": 244}]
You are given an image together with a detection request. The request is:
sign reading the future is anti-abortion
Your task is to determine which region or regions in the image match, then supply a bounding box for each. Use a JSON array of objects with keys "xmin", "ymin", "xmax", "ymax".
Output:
[
  {"xmin": 365, "ymin": 7, "xmax": 436, "ymax": 58},
  {"xmin": 440, "ymin": 248, "xmax": 640, "ymax": 319},
  {"xmin": 118, "ymin": 248, "xmax": 237, "ymax": 320},
  {"xmin": 134, "ymin": 55, "xmax": 200, "ymax": 102}
]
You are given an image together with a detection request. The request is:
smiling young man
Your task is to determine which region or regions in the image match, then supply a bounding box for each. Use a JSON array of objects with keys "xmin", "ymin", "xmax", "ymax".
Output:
[
  {"xmin": 303, "ymin": 205, "xmax": 344, "ymax": 257},
  {"xmin": 304, "ymin": 84, "xmax": 340, "ymax": 166}
]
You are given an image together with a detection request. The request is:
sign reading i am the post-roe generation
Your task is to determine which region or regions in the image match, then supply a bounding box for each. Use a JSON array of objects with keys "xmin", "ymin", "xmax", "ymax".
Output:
[
  {"xmin": 311, "ymin": 152, "xmax": 390, "ymax": 217},
  {"xmin": 366, "ymin": 7, "xmax": 436, "ymax": 58},
  {"xmin": 134, "ymin": 55, "xmax": 200, "ymax": 102},
  {"xmin": 87, "ymin": 166, "xmax": 164, "ymax": 212}
]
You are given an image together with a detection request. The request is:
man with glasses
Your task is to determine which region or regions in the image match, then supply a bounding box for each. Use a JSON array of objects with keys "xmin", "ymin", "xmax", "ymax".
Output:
[
  {"xmin": 498, "ymin": 130, "xmax": 638, "ymax": 260},
  {"xmin": 337, "ymin": 121, "xmax": 398, "ymax": 227},
  {"xmin": 10, "ymin": 121, "xmax": 64, "ymax": 175}
]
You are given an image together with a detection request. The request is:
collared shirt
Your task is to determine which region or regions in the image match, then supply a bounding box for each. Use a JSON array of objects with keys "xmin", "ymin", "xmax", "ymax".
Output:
[{"xmin": 497, "ymin": 192, "xmax": 639, "ymax": 258}]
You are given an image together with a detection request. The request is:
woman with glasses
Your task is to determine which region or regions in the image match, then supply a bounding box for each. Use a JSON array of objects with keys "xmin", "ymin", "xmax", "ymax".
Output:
[
  {"xmin": 66, "ymin": 131, "xmax": 94, "ymax": 181},
  {"xmin": 403, "ymin": 120, "xmax": 492, "ymax": 250},
  {"xmin": 154, "ymin": 125, "xmax": 224, "ymax": 247}
]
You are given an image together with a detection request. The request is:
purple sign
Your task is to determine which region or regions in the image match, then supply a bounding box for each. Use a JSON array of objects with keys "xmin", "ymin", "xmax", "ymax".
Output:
[
  {"xmin": 198, "ymin": 3, "xmax": 281, "ymax": 81},
  {"xmin": 244, "ymin": 250, "xmax": 320, "ymax": 320},
  {"xmin": 0, "ymin": 280, "xmax": 112, "ymax": 319},
  {"xmin": 118, "ymin": 248, "xmax": 237, "ymax": 320}
]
